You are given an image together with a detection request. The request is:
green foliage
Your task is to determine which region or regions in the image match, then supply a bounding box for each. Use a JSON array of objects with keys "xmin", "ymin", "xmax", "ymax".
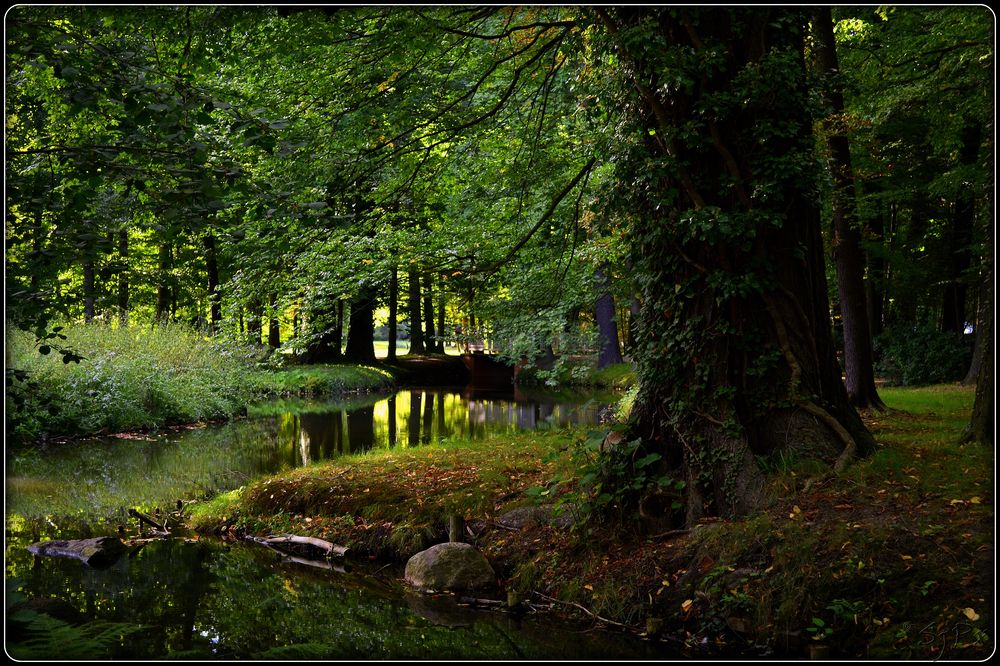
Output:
[
  {"xmin": 873, "ymin": 324, "xmax": 971, "ymax": 386},
  {"xmin": 6, "ymin": 321, "xmax": 256, "ymax": 443}
]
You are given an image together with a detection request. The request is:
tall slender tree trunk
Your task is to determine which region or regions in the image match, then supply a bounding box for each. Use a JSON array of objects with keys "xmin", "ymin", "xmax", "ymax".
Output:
[
  {"xmin": 156, "ymin": 242, "xmax": 172, "ymax": 322},
  {"xmin": 82, "ymin": 259, "xmax": 96, "ymax": 323},
  {"xmin": 423, "ymin": 273, "xmax": 436, "ymax": 353},
  {"xmin": 333, "ymin": 299, "xmax": 344, "ymax": 359},
  {"xmin": 408, "ymin": 269, "xmax": 425, "ymax": 354},
  {"xmin": 594, "ymin": 265, "xmax": 624, "ymax": 368},
  {"xmin": 960, "ymin": 261, "xmax": 992, "ymax": 445},
  {"xmin": 387, "ymin": 266, "xmax": 398, "ymax": 361},
  {"xmin": 865, "ymin": 206, "xmax": 886, "ymax": 339},
  {"xmin": 435, "ymin": 276, "xmax": 446, "ymax": 353},
  {"xmin": 962, "ymin": 270, "xmax": 988, "ymax": 385},
  {"xmin": 941, "ymin": 121, "xmax": 982, "ymax": 333},
  {"xmin": 204, "ymin": 232, "xmax": 221, "ymax": 333},
  {"xmin": 118, "ymin": 229, "xmax": 129, "ymax": 325},
  {"xmin": 247, "ymin": 297, "xmax": 262, "ymax": 344},
  {"xmin": 812, "ymin": 6, "xmax": 884, "ymax": 410},
  {"xmin": 268, "ymin": 293, "xmax": 281, "ymax": 348}
]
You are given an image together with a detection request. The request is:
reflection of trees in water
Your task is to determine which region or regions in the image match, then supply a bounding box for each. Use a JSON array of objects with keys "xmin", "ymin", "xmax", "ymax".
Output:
[
  {"xmin": 6, "ymin": 390, "xmax": 614, "ymax": 522},
  {"xmin": 347, "ymin": 405, "xmax": 375, "ymax": 453},
  {"xmin": 6, "ymin": 529, "xmax": 659, "ymax": 659},
  {"xmin": 407, "ymin": 392, "xmax": 421, "ymax": 447}
]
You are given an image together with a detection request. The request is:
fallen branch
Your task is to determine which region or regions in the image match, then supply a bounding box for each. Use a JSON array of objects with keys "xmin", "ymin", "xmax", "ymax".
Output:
[
  {"xmin": 248, "ymin": 537, "xmax": 348, "ymax": 573},
  {"xmin": 128, "ymin": 508, "xmax": 167, "ymax": 532},
  {"xmin": 262, "ymin": 534, "xmax": 349, "ymax": 558},
  {"xmin": 530, "ymin": 590, "xmax": 631, "ymax": 629}
]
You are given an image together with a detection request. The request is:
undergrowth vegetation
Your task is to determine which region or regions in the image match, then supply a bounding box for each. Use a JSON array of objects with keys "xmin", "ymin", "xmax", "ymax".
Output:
[{"xmin": 5, "ymin": 322, "xmax": 396, "ymax": 445}]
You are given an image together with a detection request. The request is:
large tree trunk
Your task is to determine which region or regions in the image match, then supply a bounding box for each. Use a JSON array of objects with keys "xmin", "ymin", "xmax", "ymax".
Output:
[
  {"xmin": 594, "ymin": 265, "xmax": 623, "ymax": 368},
  {"xmin": 597, "ymin": 7, "xmax": 874, "ymax": 524},
  {"xmin": 812, "ymin": 6, "xmax": 884, "ymax": 410},
  {"xmin": 387, "ymin": 266, "xmax": 398, "ymax": 361},
  {"xmin": 408, "ymin": 268, "xmax": 425, "ymax": 354},
  {"xmin": 344, "ymin": 287, "xmax": 376, "ymax": 363}
]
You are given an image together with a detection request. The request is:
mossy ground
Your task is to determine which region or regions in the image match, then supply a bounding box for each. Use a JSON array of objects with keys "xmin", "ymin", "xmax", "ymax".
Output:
[{"xmin": 188, "ymin": 384, "xmax": 992, "ymax": 659}]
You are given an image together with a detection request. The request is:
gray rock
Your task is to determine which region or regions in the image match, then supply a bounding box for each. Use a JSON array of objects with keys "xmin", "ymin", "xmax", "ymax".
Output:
[{"xmin": 404, "ymin": 542, "xmax": 496, "ymax": 592}]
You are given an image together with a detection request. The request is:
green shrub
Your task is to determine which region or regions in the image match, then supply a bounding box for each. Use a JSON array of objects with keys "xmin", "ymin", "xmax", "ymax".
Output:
[
  {"xmin": 873, "ymin": 324, "xmax": 971, "ymax": 386},
  {"xmin": 6, "ymin": 322, "xmax": 255, "ymax": 444}
]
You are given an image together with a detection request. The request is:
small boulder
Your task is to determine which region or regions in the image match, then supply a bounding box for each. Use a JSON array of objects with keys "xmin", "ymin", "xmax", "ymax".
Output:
[{"xmin": 404, "ymin": 542, "xmax": 496, "ymax": 592}]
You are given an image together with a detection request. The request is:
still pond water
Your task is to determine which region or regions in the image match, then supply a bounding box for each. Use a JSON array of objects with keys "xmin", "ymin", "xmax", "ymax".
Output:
[{"xmin": 6, "ymin": 386, "xmax": 682, "ymax": 659}]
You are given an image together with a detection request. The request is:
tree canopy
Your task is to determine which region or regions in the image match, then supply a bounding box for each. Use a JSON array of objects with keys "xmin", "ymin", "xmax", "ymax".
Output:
[{"xmin": 5, "ymin": 6, "xmax": 993, "ymax": 515}]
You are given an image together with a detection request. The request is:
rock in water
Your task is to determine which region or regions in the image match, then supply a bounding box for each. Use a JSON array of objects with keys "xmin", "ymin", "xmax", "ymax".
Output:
[
  {"xmin": 404, "ymin": 542, "xmax": 496, "ymax": 592},
  {"xmin": 27, "ymin": 537, "xmax": 126, "ymax": 569}
]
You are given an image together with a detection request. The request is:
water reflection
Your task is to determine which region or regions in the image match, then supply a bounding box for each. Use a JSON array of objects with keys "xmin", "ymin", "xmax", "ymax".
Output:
[
  {"xmin": 5, "ymin": 520, "xmax": 665, "ymax": 660},
  {"xmin": 260, "ymin": 386, "xmax": 613, "ymax": 467},
  {"xmin": 6, "ymin": 387, "xmax": 616, "ymax": 521}
]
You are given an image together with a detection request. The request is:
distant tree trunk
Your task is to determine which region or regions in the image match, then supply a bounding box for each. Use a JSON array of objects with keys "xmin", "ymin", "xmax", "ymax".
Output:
[
  {"xmin": 302, "ymin": 299, "xmax": 343, "ymax": 362},
  {"xmin": 247, "ymin": 297, "xmax": 262, "ymax": 344},
  {"xmin": 960, "ymin": 263, "xmax": 992, "ymax": 445},
  {"xmin": 268, "ymin": 293, "xmax": 280, "ymax": 348},
  {"xmin": 594, "ymin": 265, "xmax": 624, "ymax": 368},
  {"xmin": 423, "ymin": 273, "xmax": 436, "ymax": 353},
  {"xmin": 118, "ymin": 230, "xmax": 129, "ymax": 325},
  {"xmin": 387, "ymin": 266, "xmax": 398, "ymax": 361},
  {"xmin": 435, "ymin": 277, "xmax": 446, "ymax": 353},
  {"xmin": 963, "ymin": 269, "xmax": 989, "ymax": 385},
  {"xmin": 30, "ymin": 209, "xmax": 42, "ymax": 292},
  {"xmin": 156, "ymin": 243, "xmax": 172, "ymax": 322},
  {"xmin": 812, "ymin": 6, "xmax": 884, "ymax": 410},
  {"xmin": 941, "ymin": 120, "xmax": 982, "ymax": 334},
  {"xmin": 865, "ymin": 207, "xmax": 885, "ymax": 339},
  {"xmin": 891, "ymin": 200, "xmax": 929, "ymax": 325},
  {"xmin": 82, "ymin": 259, "xmax": 96, "ymax": 323},
  {"xmin": 344, "ymin": 287, "xmax": 376, "ymax": 363},
  {"xmin": 408, "ymin": 269, "xmax": 425, "ymax": 354},
  {"xmin": 204, "ymin": 232, "xmax": 220, "ymax": 332},
  {"xmin": 333, "ymin": 299, "xmax": 344, "ymax": 359}
]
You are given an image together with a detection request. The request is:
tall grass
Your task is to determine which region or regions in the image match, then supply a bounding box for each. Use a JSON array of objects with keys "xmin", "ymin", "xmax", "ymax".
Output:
[{"xmin": 6, "ymin": 322, "xmax": 257, "ymax": 444}]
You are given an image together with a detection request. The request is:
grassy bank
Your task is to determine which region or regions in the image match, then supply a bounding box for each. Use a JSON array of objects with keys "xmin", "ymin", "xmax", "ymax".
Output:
[
  {"xmin": 6, "ymin": 323, "xmax": 396, "ymax": 444},
  {"xmin": 188, "ymin": 384, "xmax": 991, "ymax": 659},
  {"xmin": 245, "ymin": 363, "xmax": 396, "ymax": 397}
]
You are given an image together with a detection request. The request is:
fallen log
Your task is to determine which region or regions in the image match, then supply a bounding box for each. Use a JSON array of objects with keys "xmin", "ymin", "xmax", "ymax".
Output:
[
  {"xmin": 27, "ymin": 537, "xmax": 126, "ymax": 569},
  {"xmin": 247, "ymin": 536, "xmax": 349, "ymax": 573},
  {"xmin": 260, "ymin": 534, "xmax": 349, "ymax": 558}
]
